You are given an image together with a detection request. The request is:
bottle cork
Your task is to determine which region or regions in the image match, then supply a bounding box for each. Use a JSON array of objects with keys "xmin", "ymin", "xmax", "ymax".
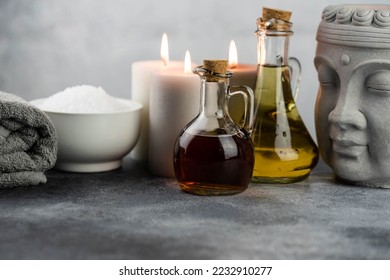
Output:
[
  {"xmin": 203, "ymin": 59, "xmax": 228, "ymax": 82},
  {"xmin": 262, "ymin": 7, "xmax": 292, "ymax": 22}
]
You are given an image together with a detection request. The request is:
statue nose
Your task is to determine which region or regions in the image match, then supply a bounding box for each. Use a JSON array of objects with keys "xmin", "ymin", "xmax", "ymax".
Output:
[{"xmin": 328, "ymin": 91, "xmax": 367, "ymax": 130}]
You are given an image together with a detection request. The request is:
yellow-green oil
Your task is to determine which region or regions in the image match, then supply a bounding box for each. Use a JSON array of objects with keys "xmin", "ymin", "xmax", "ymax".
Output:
[{"xmin": 251, "ymin": 65, "xmax": 319, "ymax": 183}]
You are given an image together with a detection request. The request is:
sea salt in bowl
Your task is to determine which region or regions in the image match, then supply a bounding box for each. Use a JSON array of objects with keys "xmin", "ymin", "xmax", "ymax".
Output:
[{"xmin": 30, "ymin": 86, "xmax": 142, "ymax": 173}]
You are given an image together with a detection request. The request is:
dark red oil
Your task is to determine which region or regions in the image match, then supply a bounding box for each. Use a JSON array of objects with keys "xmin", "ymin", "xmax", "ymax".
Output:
[{"xmin": 173, "ymin": 131, "xmax": 254, "ymax": 195}]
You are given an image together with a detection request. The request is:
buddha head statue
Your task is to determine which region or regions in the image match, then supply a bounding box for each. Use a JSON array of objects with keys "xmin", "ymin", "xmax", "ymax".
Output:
[{"xmin": 314, "ymin": 4, "xmax": 390, "ymax": 187}]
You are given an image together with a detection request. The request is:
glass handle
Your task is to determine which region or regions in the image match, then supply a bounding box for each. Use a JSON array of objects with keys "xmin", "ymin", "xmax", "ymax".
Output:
[
  {"xmin": 229, "ymin": 85, "xmax": 254, "ymax": 135},
  {"xmin": 288, "ymin": 57, "xmax": 302, "ymax": 101}
]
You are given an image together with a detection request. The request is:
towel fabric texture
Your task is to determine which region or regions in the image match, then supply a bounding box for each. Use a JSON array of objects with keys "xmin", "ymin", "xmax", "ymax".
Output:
[{"xmin": 0, "ymin": 91, "xmax": 57, "ymax": 188}]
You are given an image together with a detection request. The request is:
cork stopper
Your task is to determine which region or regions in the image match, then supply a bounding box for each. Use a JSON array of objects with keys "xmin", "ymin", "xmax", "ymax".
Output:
[
  {"xmin": 202, "ymin": 60, "xmax": 228, "ymax": 82},
  {"xmin": 262, "ymin": 7, "xmax": 292, "ymax": 22}
]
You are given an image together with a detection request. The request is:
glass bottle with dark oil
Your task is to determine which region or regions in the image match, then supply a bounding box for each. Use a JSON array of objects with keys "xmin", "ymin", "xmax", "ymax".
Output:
[
  {"xmin": 251, "ymin": 7, "xmax": 319, "ymax": 183},
  {"xmin": 174, "ymin": 60, "xmax": 255, "ymax": 195}
]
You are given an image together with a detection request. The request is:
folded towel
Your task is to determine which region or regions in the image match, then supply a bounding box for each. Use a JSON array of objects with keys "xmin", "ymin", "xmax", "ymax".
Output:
[{"xmin": 0, "ymin": 91, "xmax": 57, "ymax": 188}]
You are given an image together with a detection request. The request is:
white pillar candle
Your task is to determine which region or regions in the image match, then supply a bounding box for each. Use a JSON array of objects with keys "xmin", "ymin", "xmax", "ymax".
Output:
[
  {"xmin": 149, "ymin": 52, "xmax": 199, "ymax": 178},
  {"xmin": 227, "ymin": 40, "xmax": 257, "ymax": 124},
  {"xmin": 130, "ymin": 60, "xmax": 182, "ymax": 161},
  {"xmin": 228, "ymin": 64, "xmax": 257, "ymax": 126},
  {"xmin": 229, "ymin": 63, "xmax": 257, "ymax": 89}
]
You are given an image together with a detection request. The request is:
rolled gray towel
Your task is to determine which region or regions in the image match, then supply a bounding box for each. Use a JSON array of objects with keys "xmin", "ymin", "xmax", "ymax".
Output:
[{"xmin": 0, "ymin": 91, "xmax": 57, "ymax": 188}]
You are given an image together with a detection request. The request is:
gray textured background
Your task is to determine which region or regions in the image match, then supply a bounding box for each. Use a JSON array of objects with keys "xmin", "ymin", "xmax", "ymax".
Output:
[{"xmin": 0, "ymin": 0, "xmax": 379, "ymax": 139}]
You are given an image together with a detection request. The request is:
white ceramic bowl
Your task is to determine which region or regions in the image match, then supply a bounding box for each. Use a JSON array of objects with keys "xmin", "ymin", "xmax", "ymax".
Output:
[{"xmin": 30, "ymin": 98, "xmax": 142, "ymax": 173}]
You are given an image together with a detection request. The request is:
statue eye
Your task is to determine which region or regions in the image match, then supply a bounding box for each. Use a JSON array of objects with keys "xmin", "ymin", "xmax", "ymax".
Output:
[
  {"xmin": 366, "ymin": 71, "xmax": 390, "ymax": 95},
  {"xmin": 317, "ymin": 65, "xmax": 339, "ymax": 89}
]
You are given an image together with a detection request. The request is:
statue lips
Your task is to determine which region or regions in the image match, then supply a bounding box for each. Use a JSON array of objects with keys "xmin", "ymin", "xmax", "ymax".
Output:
[
  {"xmin": 329, "ymin": 126, "xmax": 368, "ymax": 158},
  {"xmin": 332, "ymin": 140, "xmax": 367, "ymax": 158}
]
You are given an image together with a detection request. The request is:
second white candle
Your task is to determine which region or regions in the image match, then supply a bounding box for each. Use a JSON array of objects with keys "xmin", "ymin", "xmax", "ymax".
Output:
[{"xmin": 149, "ymin": 51, "xmax": 199, "ymax": 178}]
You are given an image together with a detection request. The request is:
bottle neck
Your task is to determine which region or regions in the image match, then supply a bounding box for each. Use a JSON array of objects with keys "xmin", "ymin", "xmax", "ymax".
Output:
[
  {"xmin": 199, "ymin": 79, "xmax": 228, "ymax": 119},
  {"xmin": 257, "ymin": 32, "xmax": 291, "ymax": 66}
]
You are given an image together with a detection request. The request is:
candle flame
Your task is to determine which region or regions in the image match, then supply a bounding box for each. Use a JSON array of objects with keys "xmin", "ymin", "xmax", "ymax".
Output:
[
  {"xmin": 184, "ymin": 50, "xmax": 192, "ymax": 75},
  {"xmin": 228, "ymin": 40, "xmax": 238, "ymax": 68},
  {"xmin": 161, "ymin": 33, "xmax": 169, "ymax": 66}
]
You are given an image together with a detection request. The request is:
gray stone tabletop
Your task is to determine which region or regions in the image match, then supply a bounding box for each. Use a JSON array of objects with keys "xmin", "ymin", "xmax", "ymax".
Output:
[{"xmin": 1, "ymin": 157, "xmax": 390, "ymax": 260}]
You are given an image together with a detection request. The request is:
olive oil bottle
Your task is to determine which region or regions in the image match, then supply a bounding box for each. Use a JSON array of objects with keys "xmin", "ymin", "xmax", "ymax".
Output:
[{"xmin": 251, "ymin": 8, "xmax": 319, "ymax": 183}]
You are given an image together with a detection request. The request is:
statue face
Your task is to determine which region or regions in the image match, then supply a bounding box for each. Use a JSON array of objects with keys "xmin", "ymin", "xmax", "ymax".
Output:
[{"xmin": 315, "ymin": 42, "xmax": 390, "ymax": 186}]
